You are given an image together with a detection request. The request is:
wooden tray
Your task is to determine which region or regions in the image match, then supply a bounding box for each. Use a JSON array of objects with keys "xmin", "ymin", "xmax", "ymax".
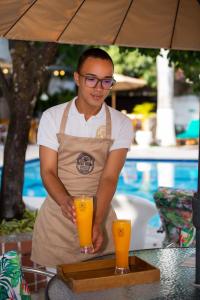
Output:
[{"xmin": 57, "ymin": 256, "xmax": 160, "ymax": 293}]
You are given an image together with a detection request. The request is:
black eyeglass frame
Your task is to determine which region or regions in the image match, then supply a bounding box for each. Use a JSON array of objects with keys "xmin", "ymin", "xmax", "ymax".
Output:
[{"xmin": 78, "ymin": 73, "xmax": 116, "ymax": 90}]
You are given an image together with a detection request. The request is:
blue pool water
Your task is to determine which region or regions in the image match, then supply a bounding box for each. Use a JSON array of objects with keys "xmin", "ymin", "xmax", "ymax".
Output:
[
  {"xmin": 0, "ymin": 159, "xmax": 197, "ymax": 228},
  {"xmin": 118, "ymin": 159, "xmax": 197, "ymax": 228},
  {"xmin": 23, "ymin": 159, "xmax": 198, "ymax": 199},
  {"xmin": 22, "ymin": 159, "xmax": 198, "ymax": 229}
]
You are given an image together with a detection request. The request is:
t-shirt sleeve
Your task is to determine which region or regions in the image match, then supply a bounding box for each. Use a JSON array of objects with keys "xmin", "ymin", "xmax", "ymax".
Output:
[
  {"xmin": 110, "ymin": 116, "xmax": 134, "ymax": 151},
  {"xmin": 37, "ymin": 110, "xmax": 59, "ymax": 151}
]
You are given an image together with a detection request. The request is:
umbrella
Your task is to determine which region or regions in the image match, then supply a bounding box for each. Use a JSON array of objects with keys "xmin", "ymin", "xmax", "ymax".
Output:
[
  {"xmin": 111, "ymin": 73, "xmax": 146, "ymax": 108},
  {"xmin": 0, "ymin": 0, "xmax": 199, "ymax": 50},
  {"xmin": 0, "ymin": 0, "xmax": 200, "ymax": 285}
]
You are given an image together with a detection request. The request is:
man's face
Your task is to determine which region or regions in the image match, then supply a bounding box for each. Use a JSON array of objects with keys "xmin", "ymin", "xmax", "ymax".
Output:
[{"xmin": 74, "ymin": 57, "xmax": 114, "ymax": 108}]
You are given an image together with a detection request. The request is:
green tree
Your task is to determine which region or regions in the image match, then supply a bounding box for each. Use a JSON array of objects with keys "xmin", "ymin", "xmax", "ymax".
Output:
[
  {"xmin": 103, "ymin": 46, "xmax": 157, "ymax": 88},
  {"xmin": 167, "ymin": 51, "xmax": 200, "ymax": 93},
  {"xmin": 130, "ymin": 47, "xmax": 200, "ymax": 93},
  {"xmin": 0, "ymin": 41, "xmax": 58, "ymax": 220},
  {"xmin": 0, "ymin": 41, "xmax": 86, "ymax": 220},
  {"xmin": 115, "ymin": 46, "xmax": 200, "ymax": 93}
]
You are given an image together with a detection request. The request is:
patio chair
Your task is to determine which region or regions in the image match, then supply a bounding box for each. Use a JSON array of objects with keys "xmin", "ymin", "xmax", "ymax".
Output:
[
  {"xmin": 112, "ymin": 194, "xmax": 158, "ymax": 250},
  {"xmin": 176, "ymin": 119, "xmax": 199, "ymax": 145},
  {"xmin": 0, "ymin": 250, "xmax": 54, "ymax": 299},
  {"xmin": 153, "ymin": 187, "xmax": 195, "ymax": 248}
]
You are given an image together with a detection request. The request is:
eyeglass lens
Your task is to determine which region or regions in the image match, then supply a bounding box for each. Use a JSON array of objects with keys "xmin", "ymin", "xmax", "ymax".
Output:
[{"xmin": 85, "ymin": 76, "xmax": 114, "ymax": 89}]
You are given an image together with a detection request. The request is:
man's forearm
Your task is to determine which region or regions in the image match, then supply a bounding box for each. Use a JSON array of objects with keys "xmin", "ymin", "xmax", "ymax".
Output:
[
  {"xmin": 94, "ymin": 176, "xmax": 118, "ymax": 225},
  {"xmin": 42, "ymin": 171, "xmax": 71, "ymax": 206}
]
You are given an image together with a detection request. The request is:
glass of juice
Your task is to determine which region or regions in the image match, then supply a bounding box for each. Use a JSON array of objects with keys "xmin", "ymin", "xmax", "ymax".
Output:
[
  {"xmin": 74, "ymin": 195, "xmax": 94, "ymax": 253},
  {"xmin": 112, "ymin": 219, "xmax": 131, "ymax": 274}
]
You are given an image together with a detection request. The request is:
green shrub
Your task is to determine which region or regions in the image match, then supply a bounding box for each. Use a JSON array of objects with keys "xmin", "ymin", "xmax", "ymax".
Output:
[{"xmin": 0, "ymin": 210, "xmax": 37, "ymax": 235}]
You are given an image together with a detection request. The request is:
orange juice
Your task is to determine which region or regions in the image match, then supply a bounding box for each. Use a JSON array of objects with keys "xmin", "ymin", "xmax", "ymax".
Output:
[
  {"xmin": 112, "ymin": 220, "xmax": 131, "ymax": 270},
  {"xmin": 74, "ymin": 196, "xmax": 93, "ymax": 252}
]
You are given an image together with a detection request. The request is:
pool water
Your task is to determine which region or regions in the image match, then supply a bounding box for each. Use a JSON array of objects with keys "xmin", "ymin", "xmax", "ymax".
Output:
[
  {"xmin": 23, "ymin": 159, "xmax": 198, "ymax": 198},
  {"xmin": 22, "ymin": 159, "xmax": 198, "ymax": 229},
  {"xmin": 0, "ymin": 158, "xmax": 197, "ymax": 232},
  {"xmin": 118, "ymin": 159, "xmax": 197, "ymax": 199},
  {"xmin": 119, "ymin": 159, "xmax": 197, "ymax": 228}
]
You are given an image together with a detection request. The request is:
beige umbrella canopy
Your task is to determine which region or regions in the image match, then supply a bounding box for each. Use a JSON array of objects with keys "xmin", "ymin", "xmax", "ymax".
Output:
[
  {"xmin": 111, "ymin": 73, "xmax": 146, "ymax": 108},
  {"xmin": 113, "ymin": 74, "xmax": 146, "ymax": 91},
  {"xmin": 0, "ymin": 0, "xmax": 200, "ymax": 51}
]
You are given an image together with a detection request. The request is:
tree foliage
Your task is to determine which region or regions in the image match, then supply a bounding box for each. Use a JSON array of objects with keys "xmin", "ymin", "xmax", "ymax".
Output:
[
  {"xmin": 167, "ymin": 50, "xmax": 200, "ymax": 93},
  {"xmin": 119, "ymin": 46, "xmax": 200, "ymax": 93},
  {"xmin": 57, "ymin": 44, "xmax": 88, "ymax": 72},
  {"xmin": 102, "ymin": 46, "xmax": 157, "ymax": 88}
]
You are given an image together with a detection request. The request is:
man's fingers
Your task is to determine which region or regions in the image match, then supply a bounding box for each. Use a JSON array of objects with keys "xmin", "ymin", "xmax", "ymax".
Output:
[
  {"xmin": 60, "ymin": 203, "xmax": 76, "ymax": 223},
  {"xmin": 93, "ymin": 237, "xmax": 103, "ymax": 253},
  {"xmin": 92, "ymin": 229, "xmax": 103, "ymax": 253}
]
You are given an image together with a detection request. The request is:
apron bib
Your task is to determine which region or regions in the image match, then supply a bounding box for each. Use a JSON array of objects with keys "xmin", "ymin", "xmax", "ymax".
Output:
[{"xmin": 31, "ymin": 100, "xmax": 117, "ymax": 267}]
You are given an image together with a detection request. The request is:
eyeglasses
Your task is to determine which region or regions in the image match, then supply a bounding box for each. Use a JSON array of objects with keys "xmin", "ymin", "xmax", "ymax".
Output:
[{"xmin": 78, "ymin": 73, "xmax": 116, "ymax": 90}]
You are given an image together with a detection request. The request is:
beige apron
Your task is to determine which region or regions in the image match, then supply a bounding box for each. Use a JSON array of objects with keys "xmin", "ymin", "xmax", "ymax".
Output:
[{"xmin": 31, "ymin": 100, "xmax": 117, "ymax": 267}]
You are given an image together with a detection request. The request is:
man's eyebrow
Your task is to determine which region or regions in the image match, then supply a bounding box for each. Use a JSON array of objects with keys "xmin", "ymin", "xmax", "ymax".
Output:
[{"xmin": 85, "ymin": 73, "xmax": 113, "ymax": 78}]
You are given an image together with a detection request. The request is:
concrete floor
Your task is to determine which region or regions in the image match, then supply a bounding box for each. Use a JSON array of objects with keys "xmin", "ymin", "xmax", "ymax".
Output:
[{"xmin": 31, "ymin": 288, "xmax": 46, "ymax": 300}]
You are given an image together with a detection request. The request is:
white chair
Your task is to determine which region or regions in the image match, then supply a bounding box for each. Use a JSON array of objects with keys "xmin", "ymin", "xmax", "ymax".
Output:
[{"xmin": 112, "ymin": 194, "xmax": 158, "ymax": 250}]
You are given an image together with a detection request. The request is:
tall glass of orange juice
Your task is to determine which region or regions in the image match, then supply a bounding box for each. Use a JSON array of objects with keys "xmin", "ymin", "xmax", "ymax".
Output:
[
  {"xmin": 74, "ymin": 196, "xmax": 93, "ymax": 253},
  {"xmin": 112, "ymin": 219, "xmax": 131, "ymax": 274}
]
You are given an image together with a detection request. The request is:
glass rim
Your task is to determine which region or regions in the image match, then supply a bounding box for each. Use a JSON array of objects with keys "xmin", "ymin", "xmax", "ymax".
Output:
[
  {"xmin": 113, "ymin": 219, "xmax": 131, "ymax": 223},
  {"xmin": 73, "ymin": 195, "xmax": 94, "ymax": 200}
]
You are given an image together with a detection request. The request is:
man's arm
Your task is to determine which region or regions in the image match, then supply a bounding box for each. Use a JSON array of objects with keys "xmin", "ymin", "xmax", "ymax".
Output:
[
  {"xmin": 39, "ymin": 145, "xmax": 75, "ymax": 222},
  {"xmin": 92, "ymin": 148, "xmax": 128, "ymax": 252}
]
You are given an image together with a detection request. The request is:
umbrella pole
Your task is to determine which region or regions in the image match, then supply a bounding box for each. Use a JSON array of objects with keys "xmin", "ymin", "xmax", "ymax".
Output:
[{"xmin": 192, "ymin": 118, "xmax": 200, "ymax": 284}]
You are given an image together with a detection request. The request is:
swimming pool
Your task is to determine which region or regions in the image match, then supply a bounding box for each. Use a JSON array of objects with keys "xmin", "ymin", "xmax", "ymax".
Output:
[
  {"xmin": 119, "ymin": 159, "xmax": 197, "ymax": 228},
  {"xmin": 23, "ymin": 158, "xmax": 198, "ymax": 198},
  {"xmin": 22, "ymin": 158, "xmax": 198, "ymax": 228}
]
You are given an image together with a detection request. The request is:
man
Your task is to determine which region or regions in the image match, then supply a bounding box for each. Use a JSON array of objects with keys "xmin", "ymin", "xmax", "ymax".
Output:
[{"xmin": 31, "ymin": 48, "xmax": 133, "ymax": 268}]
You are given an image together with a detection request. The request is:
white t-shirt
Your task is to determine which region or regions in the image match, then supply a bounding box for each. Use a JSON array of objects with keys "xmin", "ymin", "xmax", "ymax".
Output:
[{"xmin": 37, "ymin": 98, "xmax": 133, "ymax": 152}]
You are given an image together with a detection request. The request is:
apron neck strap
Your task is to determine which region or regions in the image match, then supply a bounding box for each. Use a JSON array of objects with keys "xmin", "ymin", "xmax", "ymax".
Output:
[
  {"xmin": 59, "ymin": 100, "xmax": 73, "ymax": 134},
  {"xmin": 105, "ymin": 104, "xmax": 112, "ymax": 138},
  {"xmin": 59, "ymin": 100, "xmax": 112, "ymax": 138}
]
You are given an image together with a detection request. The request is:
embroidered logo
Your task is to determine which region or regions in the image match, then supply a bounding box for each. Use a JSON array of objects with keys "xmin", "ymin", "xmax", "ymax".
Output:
[
  {"xmin": 76, "ymin": 152, "xmax": 95, "ymax": 174},
  {"xmin": 118, "ymin": 227, "xmax": 125, "ymax": 237},
  {"xmin": 96, "ymin": 125, "xmax": 106, "ymax": 138},
  {"xmin": 79, "ymin": 201, "xmax": 86, "ymax": 211}
]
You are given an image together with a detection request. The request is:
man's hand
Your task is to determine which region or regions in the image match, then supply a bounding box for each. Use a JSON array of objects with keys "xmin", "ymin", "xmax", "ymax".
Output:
[
  {"xmin": 60, "ymin": 196, "xmax": 76, "ymax": 223},
  {"xmin": 92, "ymin": 223, "xmax": 104, "ymax": 253}
]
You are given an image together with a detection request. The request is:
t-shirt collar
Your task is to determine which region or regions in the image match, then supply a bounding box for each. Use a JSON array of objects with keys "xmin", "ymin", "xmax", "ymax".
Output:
[{"xmin": 70, "ymin": 97, "xmax": 105, "ymax": 119}]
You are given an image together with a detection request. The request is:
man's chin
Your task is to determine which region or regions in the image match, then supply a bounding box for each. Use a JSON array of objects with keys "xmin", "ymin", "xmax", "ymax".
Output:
[{"xmin": 89, "ymin": 98, "xmax": 104, "ymax": 108}]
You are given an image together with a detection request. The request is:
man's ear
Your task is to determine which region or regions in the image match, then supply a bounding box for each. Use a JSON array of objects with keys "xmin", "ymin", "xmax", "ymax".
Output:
[{"xmin": 74, "ymin": 72, "xmax": 79, "ymax": 86}]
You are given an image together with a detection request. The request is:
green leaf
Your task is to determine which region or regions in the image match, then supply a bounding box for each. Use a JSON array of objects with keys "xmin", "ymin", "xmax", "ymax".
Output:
[{"xmin": 0, "ymin": 209, "xmax": 38, "ymax": 235}]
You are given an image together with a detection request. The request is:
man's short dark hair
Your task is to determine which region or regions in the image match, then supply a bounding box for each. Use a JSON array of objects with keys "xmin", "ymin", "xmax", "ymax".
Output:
[{"xmin": 77, "ymin": 48, "xmax": 114, "ymax": 72}]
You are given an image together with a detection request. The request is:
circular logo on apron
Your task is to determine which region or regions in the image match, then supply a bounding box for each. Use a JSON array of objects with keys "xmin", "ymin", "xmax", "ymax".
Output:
[{"xmin": 76, "ymin": 152, "xmax": 95, "ymax": 174}]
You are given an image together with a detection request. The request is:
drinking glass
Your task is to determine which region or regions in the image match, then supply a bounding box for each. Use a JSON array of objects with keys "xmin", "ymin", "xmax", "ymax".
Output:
[
  {"xmin": 112, "ymin": 219, "xmax": 131, "ymax": 274},
  {"xmin": 74, "ymin": 196, "xmax": 94, "ymax": 253}
]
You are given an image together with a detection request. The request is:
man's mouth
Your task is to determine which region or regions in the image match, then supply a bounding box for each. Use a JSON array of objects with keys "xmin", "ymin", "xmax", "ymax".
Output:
[{"xmin": 91, "ymin": 94, "xmax": 103, "ymax": 100}]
